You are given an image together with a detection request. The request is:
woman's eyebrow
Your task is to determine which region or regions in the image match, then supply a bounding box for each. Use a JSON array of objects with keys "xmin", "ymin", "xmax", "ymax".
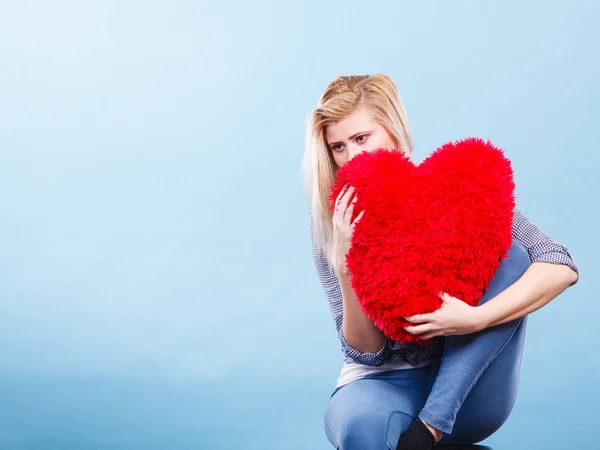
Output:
[{"xmin": 329, "ymin": 130, "xmax": 372, "ymax": 146}]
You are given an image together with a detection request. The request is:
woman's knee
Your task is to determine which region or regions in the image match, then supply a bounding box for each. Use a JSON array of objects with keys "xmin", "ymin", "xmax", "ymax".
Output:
[
  {"xmin": 448, "ymin": 394, "xmax": 516, "ymax": 445},
  {"xmin": 449, "ymin": 411, "xmax": 512, "ymax": 444},
  {"xmin": 325, "ymin": 409, "xmax": 413, "ymax": 450},
  {"xmin": 326, "ymin": 409, "xmax": 386, "ymax": 450}
]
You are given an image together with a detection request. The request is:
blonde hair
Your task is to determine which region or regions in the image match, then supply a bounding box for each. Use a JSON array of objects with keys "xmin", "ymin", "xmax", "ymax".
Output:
[{"xmin": 301, "ymin": 74, "xmax": 413, "ymax": 263}]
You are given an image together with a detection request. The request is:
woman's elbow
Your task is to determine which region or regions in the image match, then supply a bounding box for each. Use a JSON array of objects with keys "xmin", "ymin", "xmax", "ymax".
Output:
[
  {"xmin": 564, "ymin": 266, "xmax": 579, "ymax": 287},
  {"xmin": 551, "ymin": 262, "xmax": 579, "ymax": 288},
  {"xmin": 531, "ymin": 261, "xmax": 578, "ymax": 292}
]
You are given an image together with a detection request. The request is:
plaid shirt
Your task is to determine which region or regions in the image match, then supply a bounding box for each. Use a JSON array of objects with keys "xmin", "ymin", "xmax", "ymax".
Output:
[{"xmin": 309, "ymin": 209, "xmax": 579, "ymax": 367}]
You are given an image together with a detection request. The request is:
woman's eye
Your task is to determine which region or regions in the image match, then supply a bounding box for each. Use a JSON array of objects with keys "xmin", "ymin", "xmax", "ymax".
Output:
[
  {"xmin": 332, "ymin": 144, "xmax": 344, "ymax": 152},
  {"xmin": 356, "ymin": 135, "xmax": 368, "ymax": 144}
]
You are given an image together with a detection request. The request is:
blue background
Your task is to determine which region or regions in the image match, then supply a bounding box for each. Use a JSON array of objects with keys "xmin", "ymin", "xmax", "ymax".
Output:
[{"xmin": 0, "ymin": 1, "xmax": 598, "ymax": 449}]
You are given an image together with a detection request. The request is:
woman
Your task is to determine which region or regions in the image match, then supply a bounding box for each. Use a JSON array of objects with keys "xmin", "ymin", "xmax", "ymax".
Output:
[{"xmin": 302, "ymin": 74, "xmax": 579, "ymax": 450}]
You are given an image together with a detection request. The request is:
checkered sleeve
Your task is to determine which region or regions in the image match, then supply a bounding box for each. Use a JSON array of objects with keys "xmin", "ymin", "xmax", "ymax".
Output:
[
  {"xmin": 309, "ymin": 213, "xmax": 390, "ymax": 366},
  {"xmin": 513, "ymin": 208, "xmax": 579, "ymax": 283}
]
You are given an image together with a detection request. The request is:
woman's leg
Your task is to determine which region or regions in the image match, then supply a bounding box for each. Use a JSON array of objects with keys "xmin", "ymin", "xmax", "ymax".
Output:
[
  {"xmin": 439, "ymin": 313, "xmax": 527, "ymax": 445},
  {"xmin": 418, "ymin": 240, "xmax": 531, "ymax": 441},
  {"xmin": 324, "ymin": 367, "xmax": 430, "ymax": 450}
]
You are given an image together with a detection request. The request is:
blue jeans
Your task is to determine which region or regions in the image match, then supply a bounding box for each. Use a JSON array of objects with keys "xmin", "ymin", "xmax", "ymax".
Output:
[{"xmin": 324, "ymin": 240, "xmax": 531, "ymax": 449}]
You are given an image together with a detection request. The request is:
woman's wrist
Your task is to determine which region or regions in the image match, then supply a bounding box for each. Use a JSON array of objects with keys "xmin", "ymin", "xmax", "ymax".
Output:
[
  {"xmin": 334, "ymin": 258, "xmax": 350, "ymax": 278},
  {"xmin": 472, "ymin": 304, "xmax": 493, "ymax": 332}
]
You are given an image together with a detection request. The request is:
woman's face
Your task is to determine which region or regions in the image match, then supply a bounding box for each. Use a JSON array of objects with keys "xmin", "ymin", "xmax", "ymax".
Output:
[{"xmin": 325, "ymin": 105, "xmax": 398, "ymax": 168}]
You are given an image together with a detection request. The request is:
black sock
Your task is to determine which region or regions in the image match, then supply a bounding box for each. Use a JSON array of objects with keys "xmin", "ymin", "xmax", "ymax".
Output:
[{"xmin": 396, "ymin": 418, "xmax": 437, "ymax": 450}]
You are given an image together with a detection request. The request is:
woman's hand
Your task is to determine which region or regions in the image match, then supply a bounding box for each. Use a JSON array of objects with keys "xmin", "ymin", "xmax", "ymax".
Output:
[
  {"xmin": 403, "ymin": 292, "xmax": 485, "ymax": 340},
  {"xmin": 332, "ymin": 184, "xmax": 365, "ymax": 274}
]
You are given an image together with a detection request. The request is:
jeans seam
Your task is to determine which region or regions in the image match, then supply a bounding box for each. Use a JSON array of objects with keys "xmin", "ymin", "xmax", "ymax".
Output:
[
  {"xmin": 385, "ymin": 411, "xmax": 415, "ymax": 450},
  {"xmin": 324, "ymin": 407, "xmax": 416, "ymax": 450},
  {"xmin": 419, "ymin": 337, "xmax": 452, "ymax": 432},
  {"xmin": 422, "ymin": 337, "xmax": 448, "ymax": 411}
]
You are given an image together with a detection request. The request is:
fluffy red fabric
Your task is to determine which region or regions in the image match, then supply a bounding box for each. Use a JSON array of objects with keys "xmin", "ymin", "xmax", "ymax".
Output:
[{"xmin": 328, "ymin": 138, "xmax": 515, "ymax": 344}]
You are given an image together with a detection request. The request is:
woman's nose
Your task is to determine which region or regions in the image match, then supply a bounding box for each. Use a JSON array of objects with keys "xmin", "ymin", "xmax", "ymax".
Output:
[{"xmin": 347, "ymin": 146, "xmax": 363, "ymax": 160}]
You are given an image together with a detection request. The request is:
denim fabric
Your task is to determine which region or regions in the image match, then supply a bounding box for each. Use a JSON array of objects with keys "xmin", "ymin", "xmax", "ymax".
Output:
[{"xmin": 323, "ymin": 240, "xmax": 531, "ymax": 449}]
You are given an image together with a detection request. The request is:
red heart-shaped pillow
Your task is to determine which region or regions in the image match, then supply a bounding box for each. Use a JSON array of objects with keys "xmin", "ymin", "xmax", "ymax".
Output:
[{"xmin": 329, "ymin": 137, "xmax": 515, "ymax": 344}]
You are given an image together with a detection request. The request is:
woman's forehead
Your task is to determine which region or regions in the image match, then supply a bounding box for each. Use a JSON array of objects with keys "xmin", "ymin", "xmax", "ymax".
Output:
[{"xmin": 326, "ymin": 108, "xmax": 376, "ymax": 141}]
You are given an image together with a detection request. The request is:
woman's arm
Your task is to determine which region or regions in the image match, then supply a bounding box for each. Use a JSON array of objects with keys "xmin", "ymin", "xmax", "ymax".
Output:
[
  {"xmin": 404, "ymin": 208, "xmax": 579, "ymax": 339},
  {"xmin": 309, "ymin": 213, "xmax": 390, "ymax": 365},
  {"xmin": 337, "ymin": 265, "xmax": 388, "ymax": 353},
  {"xmin": 477, "ymin": 261, "xmax": 577, "ymax": 328},
  {"xmin": 476, "ymin": 208, "xmax": 578, "ymax": 328}
]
